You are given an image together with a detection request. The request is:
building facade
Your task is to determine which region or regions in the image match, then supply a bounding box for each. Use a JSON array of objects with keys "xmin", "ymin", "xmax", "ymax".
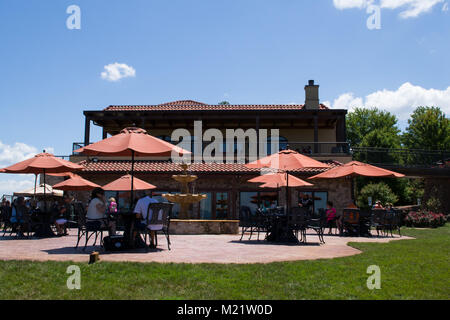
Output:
[{"xmin": 69, "ymin": 80, "xmax": 353, "ymax": 218}]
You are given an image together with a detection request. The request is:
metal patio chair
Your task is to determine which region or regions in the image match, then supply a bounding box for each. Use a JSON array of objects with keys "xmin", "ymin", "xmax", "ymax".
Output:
[
  {"xmin": 342, "ymin": 209, "xmax": 361, "ymax": 237},
  {"xmin": 141, "ymin": 202, "xmax": 173, "ymax": 251}
]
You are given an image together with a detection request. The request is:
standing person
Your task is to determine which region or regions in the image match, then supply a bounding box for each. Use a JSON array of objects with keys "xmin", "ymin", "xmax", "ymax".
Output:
[
  {"xmin": 86, "ymin": 188, "xmax": 116, "ymax": 236},
  {"xmin": 325, "ymin": 201, "xmax": 337, "ymax": 235},
  {"xmin": 133, "ymin": 190, "xmax": 159, "ymax": 249},
  {"xmin": 299, "ymin": 193, "xmax": 313, "ymax": 214}
]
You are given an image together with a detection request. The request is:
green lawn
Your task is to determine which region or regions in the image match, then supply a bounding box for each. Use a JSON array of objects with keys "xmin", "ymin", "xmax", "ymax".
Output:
[{"xmin": 0, "ymin": 225, "xmax": 449, "ymax": 299}]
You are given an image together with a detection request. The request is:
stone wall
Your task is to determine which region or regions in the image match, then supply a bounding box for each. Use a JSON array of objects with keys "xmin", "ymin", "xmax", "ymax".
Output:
[{"xmin": 170, "ymin": 219, "xmax": 239, "ymax": 234}]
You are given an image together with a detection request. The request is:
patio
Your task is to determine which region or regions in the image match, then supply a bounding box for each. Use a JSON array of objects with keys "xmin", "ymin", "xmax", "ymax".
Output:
[{"xmin": 0, "ymin": 229, "xmax": 412, "ymax": 264}]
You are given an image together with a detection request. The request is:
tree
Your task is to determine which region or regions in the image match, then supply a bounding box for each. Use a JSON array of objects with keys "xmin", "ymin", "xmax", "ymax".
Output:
[
  {"xmin": 347, "ymin": 108, "xmax": 401, "ymax": 163},
  {"xmin": 356, "ymin": 182, "xmax": 398, "ymax": 210},
  {"xmin": 402, "ymin": 106, "xmax": 450, "ymax": 151},
  {"xmin": 218, "ymin": 101, "xmax": 230, "ymax": 105},
  {"xmin": 347, "ymin": 107, "xmax": 401, "ymax": 148}
]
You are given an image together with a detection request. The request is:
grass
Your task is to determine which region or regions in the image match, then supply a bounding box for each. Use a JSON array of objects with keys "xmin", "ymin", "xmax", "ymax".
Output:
[{"xmin": 0, "ymin": 225, "xmax": 449, "ymax": 299}]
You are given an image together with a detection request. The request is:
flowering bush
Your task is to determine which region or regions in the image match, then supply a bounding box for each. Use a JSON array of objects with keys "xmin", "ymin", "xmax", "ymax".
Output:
[{"xmin": 404, "ymin": 210, "xmax": 447, "ymax": 228}]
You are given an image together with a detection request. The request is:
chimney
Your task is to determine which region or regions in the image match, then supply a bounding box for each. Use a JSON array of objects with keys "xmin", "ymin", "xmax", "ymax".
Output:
[{"xmin": 304, "ymin": 80, "xmax": 319, "ymax": 109}]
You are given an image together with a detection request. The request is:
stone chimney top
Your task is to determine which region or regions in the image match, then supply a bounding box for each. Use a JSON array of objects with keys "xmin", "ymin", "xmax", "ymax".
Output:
[{"xmin": 304, "ymin": 80, "xmax": 319, "ymax": 109}]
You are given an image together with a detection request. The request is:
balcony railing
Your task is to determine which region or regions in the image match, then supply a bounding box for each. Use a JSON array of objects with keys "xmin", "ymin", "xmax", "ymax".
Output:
[
  {"xmin": 352, "ymin": 147, "xmax": 450, "ymax": 168},
  {"xmin": 72, "ymin": 141, "xmax": 350, "ymax": 157}
]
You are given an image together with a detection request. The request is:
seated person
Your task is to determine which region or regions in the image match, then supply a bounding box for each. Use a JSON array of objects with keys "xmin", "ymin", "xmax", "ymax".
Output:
[
  {"xmin": 133, "ymin": 190, "xmax": 159, "ymax": 249},
  {"xmin": 260, "ymin": 200, "xmax": 275, "ymax": 214},
  {"xmin": 325, "ymin": 201, "xmax": 336, "ymax": 234},
  {"xmin": 51, "ymin": 200, "xmax": 65, "ymax": 236},
  {"xmin": 86, "ymin": 188, "xmax": 116, "ymax": 235},
  {"xmin": 11, "ymin": 197, "xmax": 28, "ymax": 236},
  {"xmin": 54, "ymin": 195, "xmax": 74, "ymax": 236},
  {"xmin": 373, "ymin": 200, "xmax": 384, "ymax": 209}
]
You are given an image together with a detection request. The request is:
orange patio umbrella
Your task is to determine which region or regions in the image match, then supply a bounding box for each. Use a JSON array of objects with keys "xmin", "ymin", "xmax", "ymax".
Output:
[
  {"xmin": 75, "ymin": 127, "xmax": 188, "ymax": 157},
  {"xmin": 246, "ymin": 149, "xmax": 330, "ymax": 171},
  {"xmin": 308, "ymin": 161, "xmax": 404, "ymax": 179},
  {"xmin": 1, "ymin": 152, "xmax": 83, "ymax": 200},
  {"xmin": 248, "ymin": 172, "xmax": 313, "ymax": 210},
  {"xmin": 75, "ymin": 127, "xmax": 190, "ymax": 207},
  {"xmin": 309, "ymin": 161, "xmax": 405, "ymax": 204},
  {"xmin": 248, "ymin": 172, "xmax": 313, "ymax": 188},
  {"xmin": 246, "ymin": 149, "xmax": 327, "ymax": 212},
  {"xmin": 102, "ymin": 174, "xmax": 156, "ymax": 192},
  {"xmin": 53, "ymin": 174, "xmax": 101, "ymax": 191},
  {"xmin": 2, "ymin": 152, "xmax": 83, "ymax": 174}
]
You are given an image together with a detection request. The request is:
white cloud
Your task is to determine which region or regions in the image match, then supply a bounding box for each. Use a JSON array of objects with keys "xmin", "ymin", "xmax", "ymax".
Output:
[
  {"xmin": 443, "ymin": 2, "xmax": 449, "ymax": 11},
  {"xmin": 382, "ymin": 0, "xmax": 444, "ymax": 18},
  {"xmin": 101, "ymin": 63, "xmax": 136, "ymax": 82},
  {"xmin": 0, "ymin": 141, "xmax": 37, "ymax": 168},
  {"xmin": 0, "ymin": 142, "xmax": 56, "ymax": 196},
  {"xmin": 330, "ymin": 82, "xmax": 450, "ymax": 120},
  {"xmin": 0, "ymin": 177, "xmax": 35, "ymax": 197},
  {"xmin": 333, "ymin": 0, "xmax": 444, "ymax": 18},
  {"xmin": 332, "ymin": 93, "xmax": 364, "ymax": 110}
]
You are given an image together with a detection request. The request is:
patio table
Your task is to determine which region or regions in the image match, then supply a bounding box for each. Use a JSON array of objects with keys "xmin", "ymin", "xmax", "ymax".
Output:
[
  {"xmin": 116, "ymin": 211, "xmax": 146, "ymax": 249},
  {"xmin": 265, "ymin": 213, "xmax": 298, "ymax": 243},
  {"xmin": 32, "ymin": 211, "xmax": 56, "ymax": 238}
]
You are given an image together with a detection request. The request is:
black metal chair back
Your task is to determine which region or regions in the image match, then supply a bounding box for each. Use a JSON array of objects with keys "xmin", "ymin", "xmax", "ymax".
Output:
[
  {"xmin": 342, "ymin": 209, "xmax": 361, "ymax": 236},
  {"xmin": 143, "ymin": 202, "xmax": 173, "ymax": 250},
  {"xmin": 147, "ymin": 202, "xmax": 173, "ymax": 227},
  {"xmin": 289, "ymin": 207, "xmax": 308, "ymax": 228},
  {"xmin": 343, "ymin": 209, "xmax": 360, "ymax": 224},
  {"xmin": 371, "ymin": 209, "xmax": 387, "ymax": 225},
  {"xmin": 239, "ymin": 206, "xmax": 253, "ymax": 227}
]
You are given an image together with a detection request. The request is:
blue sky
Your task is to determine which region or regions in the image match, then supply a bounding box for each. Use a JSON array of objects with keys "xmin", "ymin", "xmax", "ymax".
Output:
[{"xmin": 0, "ymin": 0, "xmax": 449, "ymax": 194}]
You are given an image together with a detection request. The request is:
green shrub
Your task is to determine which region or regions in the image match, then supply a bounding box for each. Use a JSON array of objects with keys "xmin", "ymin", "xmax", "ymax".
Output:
[
  {"xmin": 404, "ymin": 210, "xmax": 447, "ymax": 228},
  {"xmin": 424, "ymin": 197, "xmax": 442, "ymax": 213},
  {"xmin": 356, "ymin": 182, "xmax": 398, "ymax": 209}
]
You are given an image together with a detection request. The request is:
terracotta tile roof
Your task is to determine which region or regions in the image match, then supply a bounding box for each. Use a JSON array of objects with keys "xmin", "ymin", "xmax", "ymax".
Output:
[
  {"xmin": 104, "ymin": 100, "xmax": 330, "ymax": 112},
  {"xmin": 78, "ymin": 160, "xmax": 340, "ymax": 175}
]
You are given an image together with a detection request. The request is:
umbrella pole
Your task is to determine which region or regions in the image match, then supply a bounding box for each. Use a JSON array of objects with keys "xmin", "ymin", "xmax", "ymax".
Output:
[
  {"xmin": 43, "ymin": 169, "xmax": 47, "ymax": 212},
  {"xmin": 130, "ymin": 150, "xmax": 135, "ymax": 211},
  {"xmin": 286, "ymin": 171, "xmax": 289, "ymax": 215},
  {"xmin": 34, "ymin": 174, "xmax": 37, "ymax": 200}
]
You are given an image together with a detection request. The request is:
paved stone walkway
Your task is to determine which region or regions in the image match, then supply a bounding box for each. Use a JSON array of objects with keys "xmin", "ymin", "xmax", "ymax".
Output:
[{"xmin": 0, "ymin": 229, "xmax": 413, "ymax": 264}]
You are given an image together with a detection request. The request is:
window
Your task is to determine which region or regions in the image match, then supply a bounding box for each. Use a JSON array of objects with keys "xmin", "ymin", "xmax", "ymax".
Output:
[
  {"xmin": 215, "ymin": 192, "xmax": 229, "ymax": 219},
  {"xmin": 267, "ymin": 136, "xmax": 288, "ymax": 155},
  {"xmin": 197, "ymin": 191, "xmax": 230, "ymax": 219},
  {"xmin": 199, "ymin": 192, "xmax": 212, "ymax": 219},
  {"xmin": 239, "ymin": 191, "xmax": 278, "ymax": 215},
  {"xmin": 298, "ymin": 191, "xmax": 328, "ymax": 214},
  {"xmin": 240, "ymin": 192, "xmax": 259, "ymax": 215}
]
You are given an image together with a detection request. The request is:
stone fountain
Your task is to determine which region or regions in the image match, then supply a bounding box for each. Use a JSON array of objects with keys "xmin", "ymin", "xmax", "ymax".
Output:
[{"xmin": 162, "ymin": 163, "xmax": 207, "ymax": 219}]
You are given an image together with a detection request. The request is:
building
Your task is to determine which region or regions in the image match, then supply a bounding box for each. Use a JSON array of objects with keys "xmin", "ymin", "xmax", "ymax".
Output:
[{"xmin": 69, "ymin": 80, "xmax": 353, "ymax": 218}]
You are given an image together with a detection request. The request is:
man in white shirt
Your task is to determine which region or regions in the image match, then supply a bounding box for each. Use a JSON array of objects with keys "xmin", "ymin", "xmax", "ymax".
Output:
[{"xmin": 133, "ymin": 190, "xmax": 160, "ymax": 248}]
